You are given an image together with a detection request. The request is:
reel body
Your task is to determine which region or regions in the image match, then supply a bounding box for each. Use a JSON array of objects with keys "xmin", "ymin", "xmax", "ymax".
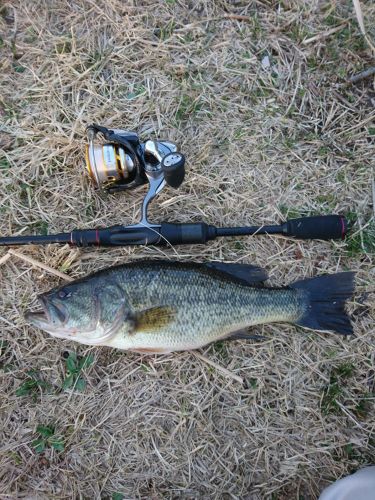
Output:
[{"xmin": 85, "ymin": 124, "xmax": 185, "ymax": 195}]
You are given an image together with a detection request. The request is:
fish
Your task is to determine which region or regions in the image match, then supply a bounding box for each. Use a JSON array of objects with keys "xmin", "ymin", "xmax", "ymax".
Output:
[{"xmin": 25, "ymin": 261, "xmax": 355, "ymax": 354}]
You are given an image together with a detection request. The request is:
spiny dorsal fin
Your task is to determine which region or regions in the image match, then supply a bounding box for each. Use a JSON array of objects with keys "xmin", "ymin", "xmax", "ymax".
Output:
[
  {"xmin": 204, "ymin": 262, "xmax": 268, "ymax": 284},
  {"xmin": 134, "ymin": 306, "xmax": 176, "ymax": 333}
]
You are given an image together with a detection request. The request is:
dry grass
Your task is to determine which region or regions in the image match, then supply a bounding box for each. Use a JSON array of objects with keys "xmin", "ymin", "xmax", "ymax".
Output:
[{"xmin": 0, "ymin": 0, "xmax": 374, "ymax": 498}]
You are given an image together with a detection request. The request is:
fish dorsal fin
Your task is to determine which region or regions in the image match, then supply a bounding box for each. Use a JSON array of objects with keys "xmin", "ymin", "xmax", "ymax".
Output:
[
  {"xmin": 134, "ymin": 306, "xmax": 176, "ymax": 333},
  {"xmin": 204, "ymin": 262, "xmax": 268, "ymax": 284}
]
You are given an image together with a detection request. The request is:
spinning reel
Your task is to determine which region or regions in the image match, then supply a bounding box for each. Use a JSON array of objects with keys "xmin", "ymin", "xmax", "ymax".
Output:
[
  {"xmin": 0, "ymin": 124, "xmax": 348, "ymax": 248},
  {"xmin": 85, "ymin": 124, "xmax": 185, "ymax": 230},
  {"xmin": 85, "ymin": 124, "xmax": 185, "ymax": 194}
]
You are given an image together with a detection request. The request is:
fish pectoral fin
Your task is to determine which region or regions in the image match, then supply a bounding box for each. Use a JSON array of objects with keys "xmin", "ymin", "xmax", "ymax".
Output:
[
  {"xmin": 134, "ymin": 306, "xmax": 176, "ymax": 333},
  {"xmin": 204, "ymin": 262, "xmax": 268, "ymax": 284},
  {"xmin": 223, "ymin": 329, "xmax": 266, "ymax": 342}
]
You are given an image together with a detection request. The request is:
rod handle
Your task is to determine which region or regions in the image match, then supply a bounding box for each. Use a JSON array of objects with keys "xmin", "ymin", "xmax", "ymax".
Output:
[
  {"xmin": 284, "ymin": 215, "xmax": 347, "ymax": 240},
  {"xmin": 160, "ymin": 222, "xmax": 217, "ymax": 245}
]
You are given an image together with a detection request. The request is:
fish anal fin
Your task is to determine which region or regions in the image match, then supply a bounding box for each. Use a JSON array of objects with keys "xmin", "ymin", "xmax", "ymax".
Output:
[
  {"xmin": 204, "ymin": 262, "xmax": 268, "ymax": 284},
  {"xmin": 223, "ymin": 329, "xmax": 265, "ymax": 342},
  {"xmin": 134, "ymin": 306, "xmax": 176, "ymax": 333},
  {"xmin": 131, "ymin": 347, "xmax": 168, "ymax": 354}
]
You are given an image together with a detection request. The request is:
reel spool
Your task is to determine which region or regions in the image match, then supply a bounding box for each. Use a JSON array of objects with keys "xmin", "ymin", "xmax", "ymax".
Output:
[
  {"xmin": 85, "ymin": 124, "xmax": 185, "ymax": 194},
  {"xmin": 85, "ymin": 125, "xmax": 147, "ymax": 193},
  {"xmin": 86, "ymin": 142, "xmax": 136, "ymax": 186}
]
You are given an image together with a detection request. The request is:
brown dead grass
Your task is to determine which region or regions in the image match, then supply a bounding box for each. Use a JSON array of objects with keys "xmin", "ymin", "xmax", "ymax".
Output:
[{"xmin": 0, "ymin": 0, "xmax": 374, "ymax": 498}]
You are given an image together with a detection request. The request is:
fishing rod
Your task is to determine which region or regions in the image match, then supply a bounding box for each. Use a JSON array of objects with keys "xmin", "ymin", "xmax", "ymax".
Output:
[{"xmin": 0, "ymin": 124, "xmax": 347, "ymax": 248}]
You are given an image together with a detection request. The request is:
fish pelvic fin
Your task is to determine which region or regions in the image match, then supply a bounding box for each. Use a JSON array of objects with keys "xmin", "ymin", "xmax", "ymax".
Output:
[
  {"xmin": 134, "ymin": 306, "xmax": 176, "ymax": 333},
  {"xmin": 223, "ymin": 329, "xmax": 266, "ymax": 342},
  {"xmin": 291, "ymin": 271, "xmax": 355, "ymax": 335}
]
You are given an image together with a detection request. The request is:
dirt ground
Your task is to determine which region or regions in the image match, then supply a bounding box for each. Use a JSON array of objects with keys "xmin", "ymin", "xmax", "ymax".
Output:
[{"xmin": 0, "ymin": 0, "xmax": 374, "ymax": 498}]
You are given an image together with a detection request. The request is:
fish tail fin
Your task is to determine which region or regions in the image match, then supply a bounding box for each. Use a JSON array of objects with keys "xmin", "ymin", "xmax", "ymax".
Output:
[{"xmin": 291, "ymin": 272, "xmax": 355, "ymax": 335}]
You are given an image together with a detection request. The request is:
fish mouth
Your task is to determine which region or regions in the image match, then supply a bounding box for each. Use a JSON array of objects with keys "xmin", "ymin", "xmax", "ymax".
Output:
[
  {"xmin": 25, "ymin": 309, "xmax": 49, "ymax": 324},
  {"xmin": 25, "ymin": 296, "xmax": 67, "ymax": 329}
]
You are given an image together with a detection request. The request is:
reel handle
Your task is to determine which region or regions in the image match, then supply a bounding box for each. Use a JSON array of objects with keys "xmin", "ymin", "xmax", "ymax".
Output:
[
  {"xmin": 161, "ymin": 152, "xmax": 185, "ymax": 188},
  {"xmin": 282, "ymin": 215, "xmax": 347, "ymax": 240}
]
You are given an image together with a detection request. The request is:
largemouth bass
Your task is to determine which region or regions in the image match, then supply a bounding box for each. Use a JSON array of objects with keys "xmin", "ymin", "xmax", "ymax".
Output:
[{"xmin": 25, "ymin": 261, "xmax": 354, "ymax": 353}]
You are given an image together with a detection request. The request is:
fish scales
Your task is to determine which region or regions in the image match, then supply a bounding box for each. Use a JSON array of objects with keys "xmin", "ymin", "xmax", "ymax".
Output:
[{"xmin": 107, "ymin": 264, "xmax": 305, "ymax": 352}]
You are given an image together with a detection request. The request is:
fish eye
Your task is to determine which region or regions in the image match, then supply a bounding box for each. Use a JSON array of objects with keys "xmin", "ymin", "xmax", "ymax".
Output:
[{"xmin": 57, "ymin": 289, "xmax": 72, "ymax": 299}]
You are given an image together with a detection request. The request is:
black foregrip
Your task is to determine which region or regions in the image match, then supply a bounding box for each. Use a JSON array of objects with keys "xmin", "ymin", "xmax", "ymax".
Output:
[
  {"xmin": 284, "ymin": 215, "xmax": 347, "ymax": 240},
  {"xmin": 108, "ymin": 226, "xmax": 161, "ymax": 246},
  {"xmin": 160, "ymin": 222, "xmax": 217, "ymax": 245},
  {"xmin": 70, "ymin": 226, "xmax": 162, "ymax": 247}
]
